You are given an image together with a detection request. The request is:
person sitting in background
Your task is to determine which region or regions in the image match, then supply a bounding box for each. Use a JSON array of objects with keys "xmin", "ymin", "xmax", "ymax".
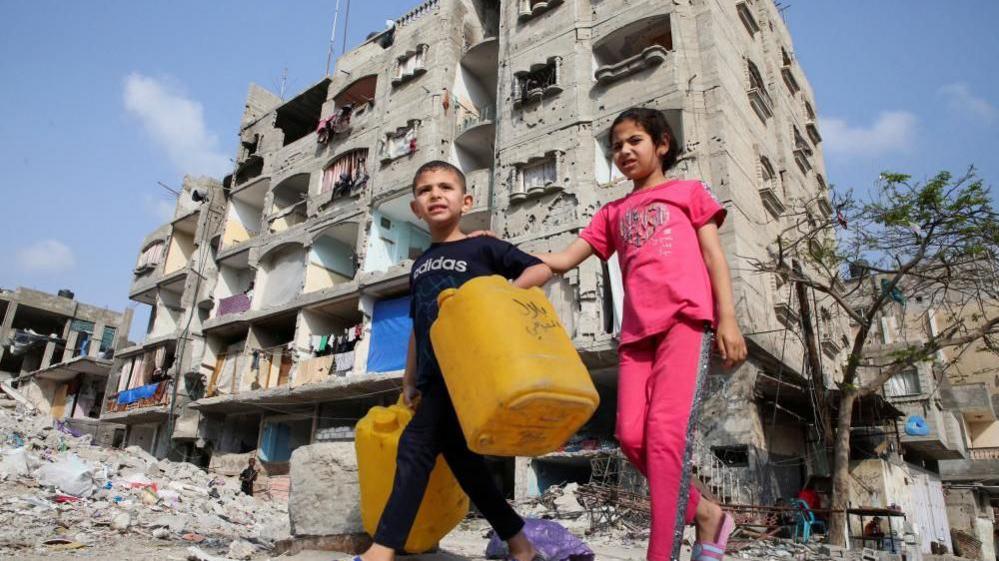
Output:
[{"xmin": 239, "ymin": 456, "xmax": 259, "ymax": 496}]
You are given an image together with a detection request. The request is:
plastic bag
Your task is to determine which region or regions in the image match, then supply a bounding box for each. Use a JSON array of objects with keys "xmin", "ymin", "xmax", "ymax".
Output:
[
  {"xmin": 35, "ymin": 453, "xmax": 94, "ymax": 497},
  {"xmin": 0, "ymin": 447, "xmax": 33, "ymax": 478},
  {"xmin": 485, "ymin": 518, "xmax": 594, "ymax": 561}
]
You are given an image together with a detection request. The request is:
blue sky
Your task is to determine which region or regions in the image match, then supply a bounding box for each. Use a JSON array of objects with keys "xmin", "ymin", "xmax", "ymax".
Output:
[{"xmin": 0, "ymin": 1, "xmax": 996, "ymax": 342}]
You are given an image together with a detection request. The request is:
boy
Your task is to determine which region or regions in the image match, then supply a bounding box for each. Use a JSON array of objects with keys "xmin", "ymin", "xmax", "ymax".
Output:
[{"xmin": 346, "ymin": 161, "xmax": 550, "ymax": 561}]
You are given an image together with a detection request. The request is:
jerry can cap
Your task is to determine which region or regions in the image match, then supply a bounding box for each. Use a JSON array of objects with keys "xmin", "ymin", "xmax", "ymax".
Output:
[{"xmin": 371, "ymin": 408, "xmax": 399, "ymax": 433}]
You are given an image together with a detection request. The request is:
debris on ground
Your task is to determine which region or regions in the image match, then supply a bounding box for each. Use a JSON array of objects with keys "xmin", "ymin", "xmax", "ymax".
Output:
[{"xmin": 0, "ymin": 405, "xmax": 289, "ymax": 558}]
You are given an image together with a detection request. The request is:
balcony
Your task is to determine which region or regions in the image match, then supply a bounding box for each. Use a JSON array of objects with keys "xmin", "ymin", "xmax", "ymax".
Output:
[
  {"xmin": 821, "ymin": 332, "xmax": 845, "ymax": 358},
  {"xmin": 518, "ymin": 0, "xmax": 563, "ymax": 20},
  {"xmin": 103, "ymin": 380, "xmax": 171, "ymax": 424},
  {"xmin": 894, "ymin": 400, "xmax": 966, "ymax": 460},
  {"xmin": 593, "ymin": 15, "xmax": 672, "ymax": 87},
  {"xmin": 595, "ymin": 45, "xmax": 669, "ymax": 85},
  {"xmin": 943, "ymin": 382, "xmax": 998, "ymax": 423},
  {"xmin": 969, "ymin": 447, "xmax": 999, "ymax": 460},
  {"xmin": 759, "ymin": 186, "xmax": 785, "ymax": 218},
  {"xmin": 748, "ymin": 87, "xmax": 774, "ymax": 122},
  {"xmin": 940, "ymin": 450, "xmax": 999, "ymax": 483},
  {"xmin": 774, "ymin": 301, "xmax": 798, "ymax": 327}
]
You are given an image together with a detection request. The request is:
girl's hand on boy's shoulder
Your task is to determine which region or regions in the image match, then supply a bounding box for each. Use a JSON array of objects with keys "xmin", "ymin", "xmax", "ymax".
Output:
[{"xmin": 715, "ymin": 316, "xmax": 747, "ymax": 369}]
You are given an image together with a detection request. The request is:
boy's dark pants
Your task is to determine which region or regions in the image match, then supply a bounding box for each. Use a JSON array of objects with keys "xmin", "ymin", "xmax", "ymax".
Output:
[{"xmin": 373, "ymin": 379, "xmax": 524, "ymax": 549}]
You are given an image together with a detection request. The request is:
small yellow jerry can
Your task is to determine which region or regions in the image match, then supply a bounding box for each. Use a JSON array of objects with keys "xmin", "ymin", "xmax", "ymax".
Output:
[{"xmin": 354, "ymin": 398, "xmax": 469, "ymax": 553}]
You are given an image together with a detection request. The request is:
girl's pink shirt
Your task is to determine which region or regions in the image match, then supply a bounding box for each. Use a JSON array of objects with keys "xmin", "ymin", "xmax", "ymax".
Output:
[{"xmin": 579, "ymin": 179, "xmax": 726, "ymax": 344}]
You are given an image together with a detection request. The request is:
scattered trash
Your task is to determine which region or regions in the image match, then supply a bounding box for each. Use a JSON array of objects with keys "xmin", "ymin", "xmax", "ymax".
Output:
[
  {"xmin": 35, "ymin": 453, "xmax": 94, "ymax": 497},
  {"xmin": 0, "ymin": 404, "xmax": 289, "ymax": 558},
  {"xmin": 486, "ymin": 518, "xmax": 594, "ymax": 561}
]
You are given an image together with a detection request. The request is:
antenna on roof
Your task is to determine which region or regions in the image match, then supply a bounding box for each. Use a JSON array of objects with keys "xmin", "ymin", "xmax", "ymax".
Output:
[
  {"xmin": 326, "ymin": 0, "xmax": 342, "ymax": 76},
  {"xmin": 156, "ymin": 181, "xmax": 180, "ymax": 198},
  {"xmin": 341, "ymin": 0, "xmax": 353, "ymax": 57},
  {"xmin": 775, "ymin": 1, "xmax": 790, "ymax": 21},
  {"xmin": 279, "ymin": 67, "xmax": 288, "ymax": 100}
]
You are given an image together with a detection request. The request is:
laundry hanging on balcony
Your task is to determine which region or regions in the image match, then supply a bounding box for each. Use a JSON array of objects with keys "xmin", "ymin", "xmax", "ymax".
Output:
[
  {"xmin": 316, "ymin": 104, "xmax": 355, "ymax": 144},
  {"xmin": 322, "ymin": 150, "xmax": 369, "ymax": 199},
  {"xmin": 116, "ymin": 382, "xmax": 161, "ymax": 405}
]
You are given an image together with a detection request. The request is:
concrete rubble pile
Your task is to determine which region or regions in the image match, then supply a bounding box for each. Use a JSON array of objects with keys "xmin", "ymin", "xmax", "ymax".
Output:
[{"xmin": 0, "ymin": 405, "xmax": 290, "ymax": 558}]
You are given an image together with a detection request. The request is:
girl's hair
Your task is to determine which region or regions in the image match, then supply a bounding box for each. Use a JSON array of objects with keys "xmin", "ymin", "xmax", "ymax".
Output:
[{"xmin": 611, "ymin": 107, "xmax": 679, "ymax": 172}]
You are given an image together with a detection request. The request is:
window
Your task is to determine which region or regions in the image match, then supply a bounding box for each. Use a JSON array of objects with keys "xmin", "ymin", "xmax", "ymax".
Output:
[
  {"xmin": 511, "ymin": 151, "xmax": 563, "ymax": 202},
  {"xmin": 379, "ymin": 121, "xmax": 420, "ymax": 162},
  {"xmin": 780, "ymin": 48, "xmax": 801, "ymax": 95},
  {"xmin": 736, "ymin": 3, "xmax": 760, "ymax": 36},
  {"xmin": 513, "ymin": 57, "xmax": 562, "ymax": 107},
  {"xmin": 595, "ymin": 136, "xmax": 625, "ymax": 185},
  {"xmin": 793, "ymin": 126, "xmax": 813, "ymax": 174},
  {"xmin": 71, "ymin": 319, "xmax": 96, "ymax": 358},
  {"xmin": 522, "ymin": 157, "xmax": 557, "ymax": 192},
  {"xmin": 99, "ymin": 327, "xmax": 117, "ymax": 357},
  {"xmin": 746, "ymin": 59, "xmax": 773, "ymax": 122},
  {"xmin": 321, "ymin": 149, "xmax": 369, "ymax": 199},
  {"xmin": 758, "ymin": 156, "xmax": 784, "ymax": 218},
  {"xmin": 392, "ymin": 44, "xmax": 429, "ymax": 86},
  {"xmin": 885, "ymin": 367, "xmax": 921, "ymax": 397}
]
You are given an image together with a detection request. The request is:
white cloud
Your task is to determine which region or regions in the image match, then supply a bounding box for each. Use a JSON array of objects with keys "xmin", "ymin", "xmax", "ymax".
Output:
[
  {"xmin": 821, "ymin": 111, "xmax": 918, "ymax": 158},
  {"xmin": 16, "ymin": 240, "xmax": 76, "ymax": 274},
  {"xmin": 939, "ymin": 82, "xmax": 997, "ymax": 124},
  {"xmin": 144, "ymin": 195, "xmax": 175, "ymax": 222},
  {"xmin": 123, "ymin": 73, "xmax": 231, "ymax": 177}
]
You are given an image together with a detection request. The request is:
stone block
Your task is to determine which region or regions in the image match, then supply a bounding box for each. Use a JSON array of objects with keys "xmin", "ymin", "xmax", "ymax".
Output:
[{"xmin": 288, "ymin": 442, "xmax": 363, "ymax": 536}]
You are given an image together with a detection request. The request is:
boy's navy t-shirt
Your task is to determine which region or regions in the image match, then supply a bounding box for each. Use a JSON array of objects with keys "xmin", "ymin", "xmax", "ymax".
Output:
[{"xmin": 409, "ymin": 236, "xmax": 542, "ymax": 389}]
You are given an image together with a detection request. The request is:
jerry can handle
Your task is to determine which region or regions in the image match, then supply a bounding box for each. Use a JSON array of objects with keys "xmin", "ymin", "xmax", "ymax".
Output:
[{"xmin": 436, "ymin": 287, "xmax": 458, "ymax": 307}]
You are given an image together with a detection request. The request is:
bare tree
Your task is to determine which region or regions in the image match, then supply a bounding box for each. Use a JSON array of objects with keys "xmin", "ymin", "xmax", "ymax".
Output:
[{"xmin": 750, "ymin": 168, "xmax": 999, "ymax": 545}]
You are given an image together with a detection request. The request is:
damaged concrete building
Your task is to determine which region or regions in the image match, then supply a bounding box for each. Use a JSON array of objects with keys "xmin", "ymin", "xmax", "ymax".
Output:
[
  {"xmin": 100, "ymin": 176, "xmax": 226, "ymax": 458},
  {"xmin": 95, "ymin": 0, "xmax": 998, "ymax": 553},
  {"xmin": 0, "ymin": 286, "xmax": 131, "ymax": 441}
]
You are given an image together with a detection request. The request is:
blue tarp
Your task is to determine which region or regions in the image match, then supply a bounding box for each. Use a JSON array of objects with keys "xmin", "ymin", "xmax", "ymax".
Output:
[
  {"xmin": 367, "ymin": 295, "xmax": 412, "ymax": 373},
  {"xmin": 905, "ymin": 415, "xmax": 930, "ymax": 436},
  {"xmin": 117, "ymin": 383, "xmax": 159, "ymax": 405}
]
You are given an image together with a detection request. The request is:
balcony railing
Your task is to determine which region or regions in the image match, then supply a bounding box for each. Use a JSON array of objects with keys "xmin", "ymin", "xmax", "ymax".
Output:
[
  {"xmin": 106, "ymin": 380, "xmax": 170, "ymax": 413},
  {"xmin": 970, "ymin": 447, "xmax": 999, "ymax": 460},
  {"xmin": 456, "ymin": 104, "xmax": 496, "ymax": 136}
]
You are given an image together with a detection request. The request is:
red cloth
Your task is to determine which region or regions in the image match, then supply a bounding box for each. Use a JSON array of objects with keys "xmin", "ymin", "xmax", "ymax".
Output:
[{"xmin": 797, "ymin": 488, "xmax": 820, "ymax": 510}]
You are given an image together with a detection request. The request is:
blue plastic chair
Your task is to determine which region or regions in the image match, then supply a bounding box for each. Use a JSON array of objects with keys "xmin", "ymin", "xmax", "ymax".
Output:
[{"xmin": 791, "ymin": 499, "xmax": 827, "ymax": 543}]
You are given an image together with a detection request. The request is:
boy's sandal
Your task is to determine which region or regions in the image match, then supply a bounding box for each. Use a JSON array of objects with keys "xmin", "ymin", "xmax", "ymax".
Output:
[{"xmin": 691, "ymin": 511, "xmax": 735, "ymax": 561}]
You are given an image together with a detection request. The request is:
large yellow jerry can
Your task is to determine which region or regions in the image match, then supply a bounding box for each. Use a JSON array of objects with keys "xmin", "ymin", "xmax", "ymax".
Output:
[
  {"xmin": 431, "ymin": 275, "xmax": 599, "ymax": 456},
  {"xmin": 355, "ymin": 398, "xmax": 469, "ymax": 553}
]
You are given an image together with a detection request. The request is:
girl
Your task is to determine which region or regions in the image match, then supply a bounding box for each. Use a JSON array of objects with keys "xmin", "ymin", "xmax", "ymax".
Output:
[{"xmin": 540, "ymin": 107, "xmax": 747, "ymax": 561}]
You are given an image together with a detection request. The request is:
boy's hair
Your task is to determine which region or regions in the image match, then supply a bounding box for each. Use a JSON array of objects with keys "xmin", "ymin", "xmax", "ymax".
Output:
[
  {"xmin": 411, "ymin": 160, "xmax": 467, "ymax": 194},
  {"xmin": 611, "ymin": 107, "xmax": 680, "ymax": 172}
]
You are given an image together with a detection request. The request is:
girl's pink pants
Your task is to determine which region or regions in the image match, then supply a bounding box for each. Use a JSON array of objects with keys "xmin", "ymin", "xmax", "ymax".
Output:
[{"xmin": 617, "ymin": 318, "xmax": 713, "ymax": 561}]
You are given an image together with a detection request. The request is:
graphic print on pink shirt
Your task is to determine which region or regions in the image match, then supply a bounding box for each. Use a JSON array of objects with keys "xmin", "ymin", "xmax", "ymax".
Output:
[{"xmin": 580, "ymin": 179, "xmax": 726, "ymax": 344}]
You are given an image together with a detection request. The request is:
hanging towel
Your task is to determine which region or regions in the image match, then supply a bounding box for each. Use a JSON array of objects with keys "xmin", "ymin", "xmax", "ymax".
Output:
[{"xmin": 318, "ymin": 335, "xmax": 329, "ymax": 353}]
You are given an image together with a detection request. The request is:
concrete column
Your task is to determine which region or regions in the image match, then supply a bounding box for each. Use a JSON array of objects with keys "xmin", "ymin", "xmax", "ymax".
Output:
[
  {"xmin": 41, "ymin": 341, "xmax": 58, "ymax": 369},
  {"xmin": 57, "ymin": 318, "xmax": 73, "ymax": 364},
  {"xmin": 62, "ymin": 331, "xmax": 79, "ymax": 364},
  {"xmin": 0, "ymin": 301, "xmax": 18, "ymax": 367},
  {"xmin": 89, "ymin": 321, "xmax": 106, "ymax": 359}
]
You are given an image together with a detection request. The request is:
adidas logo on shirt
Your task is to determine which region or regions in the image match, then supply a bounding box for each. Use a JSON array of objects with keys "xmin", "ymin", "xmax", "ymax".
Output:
[{"xmin": 413, "ymin": 256, "xmax": 469, "ymax": 279}]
